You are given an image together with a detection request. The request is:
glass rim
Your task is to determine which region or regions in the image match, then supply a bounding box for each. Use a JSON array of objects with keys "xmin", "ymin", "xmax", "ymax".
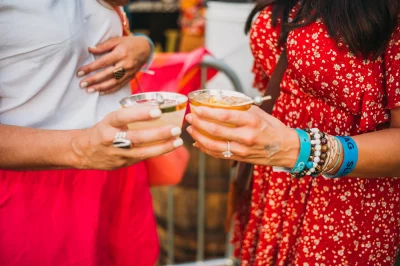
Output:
[
  {"xmin": 188, "ymin": 89, "xmax": 252, "ymax": 109},
  {"xmin": 120, "ymin": 92, "xmax": 188, "ymax": 113}
]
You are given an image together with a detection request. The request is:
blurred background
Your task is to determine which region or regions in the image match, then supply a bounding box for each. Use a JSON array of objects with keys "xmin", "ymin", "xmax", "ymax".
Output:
[
  {"xmin": 125, "ymin": 1, "xmax": 256, "ymax": 265},
  {"xmin": 124, "ymin": 1, "xmax": 400, "ymax": 265}
]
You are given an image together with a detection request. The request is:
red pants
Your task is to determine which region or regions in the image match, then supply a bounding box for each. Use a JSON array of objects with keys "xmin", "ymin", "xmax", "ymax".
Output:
[{"xmin": 0, "ymin": 162, "xmax": 158, "ymax": 266}]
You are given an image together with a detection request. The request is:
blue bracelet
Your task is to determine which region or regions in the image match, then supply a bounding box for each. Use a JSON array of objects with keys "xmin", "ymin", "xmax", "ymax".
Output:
[
  {"xmin": 134, "ymin": 33, "xmax": 155, "ymax": 71},
  {"xmin": 290, "ymin": 129, "xmax": 311, "ymax": 173},
  {"xmin": 334, "ymin": 136, "xmax": 358, "ymax": 177}
]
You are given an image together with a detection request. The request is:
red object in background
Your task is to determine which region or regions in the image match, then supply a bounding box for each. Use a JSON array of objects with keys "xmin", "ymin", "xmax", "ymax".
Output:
[
  {"xmin": 131, "ymin": 47, "xmax": 218, "ymax": 187},
  {"xmin": 131, "ymin": 47, "xmax": 218, "ymax": 96}
]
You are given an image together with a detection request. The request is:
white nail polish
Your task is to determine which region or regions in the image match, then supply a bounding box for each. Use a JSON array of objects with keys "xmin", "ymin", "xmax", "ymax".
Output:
[
  {"xmin": 171, "ymin": 127, "xmax": 182, "ymax": 137},
  {"xmin": 173, "ymin": 138, "xmax": 183, "ymax": 148},
  {"xmin": 89, "ymin": 46, "xmax": 97, "ymax": 50},
  {"xmin": 81, "ymin": 82, "xmax": 88, "ymax": 88},
  {"xmin": 77, "ymin": 71, "xmax": 85, "ymax": 77},
  {"xmin": 149, "ymin": 109, "xmax": 162, "ymax": 118},
  {"xmin": 87, "ymin": 88, "xmax": 95, "ymax": 93}
]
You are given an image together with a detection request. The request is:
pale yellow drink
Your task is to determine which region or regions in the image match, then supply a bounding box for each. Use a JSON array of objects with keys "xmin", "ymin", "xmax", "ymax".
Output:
[
  {"xmin": 188, "ymin": 89, "xmax": 252, "ymax": 140},
  {"xmin": 120, "ymin": 92, "xmax": 188, "ymax": 145}
]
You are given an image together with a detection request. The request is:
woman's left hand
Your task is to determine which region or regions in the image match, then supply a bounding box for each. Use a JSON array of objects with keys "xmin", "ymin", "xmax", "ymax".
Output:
[
  {"xmin": 77, "ymin": 35, "xmax": 151, "ymax": 95},
  {"xmin": 185, "ymin": 105, "xmax": 300, "ymax": 168}
]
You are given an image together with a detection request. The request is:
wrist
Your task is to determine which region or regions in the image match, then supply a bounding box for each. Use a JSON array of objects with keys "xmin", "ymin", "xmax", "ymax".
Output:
[
  {"xmin": 69, "ymin": 129, "xmax": 90, "ymax": 169},
  {"xmin": 133, "ymin": 34, "xmax": 155, "ymax": 70},
  {"xmin": 278, "ymin": 127, "xmax": 300, "ymax": 169}
]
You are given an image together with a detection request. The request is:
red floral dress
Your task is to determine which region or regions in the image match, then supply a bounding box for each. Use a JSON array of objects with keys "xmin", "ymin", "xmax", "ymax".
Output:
[{"xmin": 232, "ymin": 6, "xmax": 400, "ymax": 265}]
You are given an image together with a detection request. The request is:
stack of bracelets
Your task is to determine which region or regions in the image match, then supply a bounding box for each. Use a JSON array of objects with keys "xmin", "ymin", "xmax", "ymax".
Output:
[{"xmin": 290, "ymin": 128, "xmax": 359, "ymax": 178}]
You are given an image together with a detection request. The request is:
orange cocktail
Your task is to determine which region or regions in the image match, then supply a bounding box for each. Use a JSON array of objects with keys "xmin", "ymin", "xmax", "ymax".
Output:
[{"xmin": 188, "ymin": 89, "xmax": 252, "ymax": 140}]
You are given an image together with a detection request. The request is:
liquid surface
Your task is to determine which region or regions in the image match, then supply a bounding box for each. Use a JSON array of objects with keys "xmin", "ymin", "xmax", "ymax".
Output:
[
  {"xmin": 191, "ymin": 93, "xmax": 249, "ymax": 106},
  {"xmin": 136, "ymin": 99, "xmax": 181, "ymax": 108}
]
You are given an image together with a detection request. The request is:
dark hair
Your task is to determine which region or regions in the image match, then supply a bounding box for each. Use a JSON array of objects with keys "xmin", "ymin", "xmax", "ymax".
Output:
[{"xmin": 245, "ymin": 0, "xmax": 400, "ymax": 59}]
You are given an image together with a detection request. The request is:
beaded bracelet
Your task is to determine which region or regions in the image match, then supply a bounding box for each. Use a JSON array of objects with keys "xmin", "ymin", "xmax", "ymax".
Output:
[{"xmin": 291, "ymin": 128, "xmax": 329, "ymax": 178}]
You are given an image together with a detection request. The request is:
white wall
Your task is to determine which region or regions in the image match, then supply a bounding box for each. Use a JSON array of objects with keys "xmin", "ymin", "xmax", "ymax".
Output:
[{"xmin": 205, "ymin": 1, "xmax": 260, "ymax": 97}]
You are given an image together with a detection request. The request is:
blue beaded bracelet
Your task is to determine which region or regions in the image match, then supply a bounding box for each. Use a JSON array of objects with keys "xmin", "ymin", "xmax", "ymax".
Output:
[
  {"xmin": 290, "ymin": 129, "xmax": 311, "ymax": 173},
  {"xmin": 334, "ymin": 136, "xmax": 358, "ymax": 177}
]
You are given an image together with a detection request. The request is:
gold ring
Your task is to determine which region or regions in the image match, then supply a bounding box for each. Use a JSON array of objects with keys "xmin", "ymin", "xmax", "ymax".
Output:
[{"xmin": 113, "ymin": 67, "xmax": 126, "ymax": 80}]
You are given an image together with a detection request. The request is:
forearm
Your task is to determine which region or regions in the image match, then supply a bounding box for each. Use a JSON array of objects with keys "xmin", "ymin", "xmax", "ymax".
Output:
[
  {"xmin": 349, "ymin": 128, "xmax": 400, "ymax": 177},
  {"xmin": 0, "ymin": 124, "xmax": 81, "ymax": 170},
  {"xmin": 280, "ymin": 127, "xmax": 400, "ymax": 179}
]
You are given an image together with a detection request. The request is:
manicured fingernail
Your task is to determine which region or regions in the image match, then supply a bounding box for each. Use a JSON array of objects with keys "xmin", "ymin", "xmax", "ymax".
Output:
[
  {"xmin": 87, "ymin": 88, "xmax": 95, "ymax": 93},
  {"xmin": 192, "ymin": 142, "xmax": 198, "ymax": 148},
  {"xmin": 77, "ymin": 71, "xmax": 85, "ymax": 77},
  {"xmin": 186, "ymin": 126, "xmax": 193, "ymax": 134},
  {"xmin": 173, "ymin": 138, "xmax": 183, "ymax": 148},
  {"xmin": 185, "ymin": 114, "xmax": 193, "ymax": 123},
  {"xmin": 149, "ymin": 108, "xmax": 162, "ymax": 118},
  {"xmin": 171, "ymin": 127, "xmax": 182, "ymax": 137},
  {"xmin": 81, "ymin": 82, "xmax": 88, "ymax": 88},
  {"xmin": 89, "ymin": 46, "xmax": 96, "ymax": 50}
]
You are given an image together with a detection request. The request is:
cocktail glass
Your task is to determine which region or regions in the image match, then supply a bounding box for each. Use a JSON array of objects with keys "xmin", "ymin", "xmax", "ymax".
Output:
[
  {"xmin": 120, "ymin": 92, "xmax": 188, "ymax": 145},
  {"xmin": 188, "ymin": 89, "xmax": 252, "ymax": 140}
]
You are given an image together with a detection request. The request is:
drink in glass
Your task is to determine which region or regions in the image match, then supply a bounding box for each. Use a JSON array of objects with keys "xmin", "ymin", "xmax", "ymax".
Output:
[
  {"xmin": 188, "ymin": 89, "xmax": 252, "ymax": 140},
  {"xmin": 120, "ymin": 92, "xmax": 188, "ymax": 145}
]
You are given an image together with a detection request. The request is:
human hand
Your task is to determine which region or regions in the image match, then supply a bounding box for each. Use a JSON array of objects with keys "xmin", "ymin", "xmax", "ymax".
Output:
[
  {"xmin": 71, "ymin": 106, "xmax": 183, "ymax": 170},
  {"xmin": 185, "ymin": 105, "xmax": 299, "ymax": 168},
  {"xmin": 77, "ymin": 35, "xmax": 151, "ymax": 95}
]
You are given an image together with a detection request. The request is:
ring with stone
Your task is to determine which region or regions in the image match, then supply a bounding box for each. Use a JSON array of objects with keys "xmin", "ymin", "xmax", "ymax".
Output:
[
  {"xmin": 112, "ymin": 131, "xmax": 132, "ymax": 149},
  {"xmin": 222, "ymin": 141, "xmax": 234, "ymax": 158},
  {"xmin": 113, "ymin": 67, "xmax": 126, "ymax": 80}
]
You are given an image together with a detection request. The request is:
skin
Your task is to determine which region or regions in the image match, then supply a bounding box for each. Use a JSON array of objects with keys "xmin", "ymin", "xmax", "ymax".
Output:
[
  {"xmin": 0, "ymin": 1, "xmax": 171, "ymax": 170},
  {"xmin": 0, "ymin": 106, "xmax": 183, "ymax": 170},
  {"xmin": 77, "ymin": 35, "xmax": 151, "ymax": 95},
  {"xmin": 185, "ymin": 105, "xmax": 400, "ymax": 178}
]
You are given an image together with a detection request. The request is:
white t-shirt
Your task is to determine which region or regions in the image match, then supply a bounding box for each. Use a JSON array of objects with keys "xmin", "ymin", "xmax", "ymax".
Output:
[{"xmin": 0, "ymin": 0, "xmax": 131, "ymax": 130}]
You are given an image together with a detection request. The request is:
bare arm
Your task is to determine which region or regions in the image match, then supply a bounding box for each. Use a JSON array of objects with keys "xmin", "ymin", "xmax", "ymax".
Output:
[
  {"xmin": 0, "ymin": 125, "xmax": 80, "ymax": 170},
  {"xmin": 349, "ymin": 107, "xmax": 400, "ymax": 177},
  {"xmin": 186, "ymin": 106, "xmax": 400, "ymax": 179},
  {"xmin": 0, "ymin": 106, "xmax": 183, "ymax": 171}
]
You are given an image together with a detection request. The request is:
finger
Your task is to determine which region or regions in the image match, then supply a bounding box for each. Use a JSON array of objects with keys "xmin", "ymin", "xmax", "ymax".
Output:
[
  {"xmin": 107, "ymin": 106, "xmax": 162, "ymax": 128},
  {"xmin": 126, "ymin": 125, "xmax": 182, "ymax": 146},
  {"xmin": 186, "ymin": 125, "xmax": 248, "ymax": 157},
  {"xmin": 120, "ymin": 137, "xmax": 184, "ymax": 161},
  {"xmin": 89, "ymin": 37, "xmax": 121, "ymax": 54},
  {"xmin": 87, "ymin": 77, "xmax": 119, "ymax": 93},
  {"xmin": 81, "ymin": 67, "xmax": 115, "ymax": 92},
  {"xmin": 193, "ymin": 141, "xmax": 243, "ymax": 161},
  {"xmin": 185, "ymin": 112, "xmax": 254, "ymax": 144},
  {"xmin": 190, "ymin": 105, "xmax": 258, "ymax": 127},
  {"xmin": 99, "ymin": 85, "xmax": 122, "ymax": 95},
  {"xmin": 77, "ymin": 52, "xmax": 119, "ymax": 78}
]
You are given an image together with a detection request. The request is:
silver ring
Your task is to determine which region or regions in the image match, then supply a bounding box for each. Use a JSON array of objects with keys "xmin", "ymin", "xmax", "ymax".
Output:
[
  {"xmin": 112, "ymin": 131, "xmax": 132, "ymax": 149},
  {"xmin": 222, "ymin": 141, "xmax": 233, "ymax": 158}
]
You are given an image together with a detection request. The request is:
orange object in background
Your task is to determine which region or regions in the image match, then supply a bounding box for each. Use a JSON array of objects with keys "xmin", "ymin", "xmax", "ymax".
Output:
[
  {"xmin": 146, "ymin": 146, "xmax": 190, "ymax": 186},
  {"xmin": 179, "ymin": 0, "xmax": 205, "ymax": 52},
  {"xmin": 130, "ymin": 48, "xmax": 218, "ymax": 187}
]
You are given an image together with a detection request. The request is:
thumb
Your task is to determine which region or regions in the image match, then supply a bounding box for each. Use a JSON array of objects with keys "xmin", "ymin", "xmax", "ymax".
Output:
[{"xmin": 89, "ymin": 37, "xmax": 120, "ymax": 54}]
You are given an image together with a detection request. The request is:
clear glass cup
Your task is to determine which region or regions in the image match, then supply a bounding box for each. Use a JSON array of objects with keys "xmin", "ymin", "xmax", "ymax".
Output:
[
  {"xmin": 188, "ymin": 89, "xmax": 252, "ymax": 140},
  {"xmin": 120, "ymin": 92, "xmax": 188, "ymax": 145}
]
